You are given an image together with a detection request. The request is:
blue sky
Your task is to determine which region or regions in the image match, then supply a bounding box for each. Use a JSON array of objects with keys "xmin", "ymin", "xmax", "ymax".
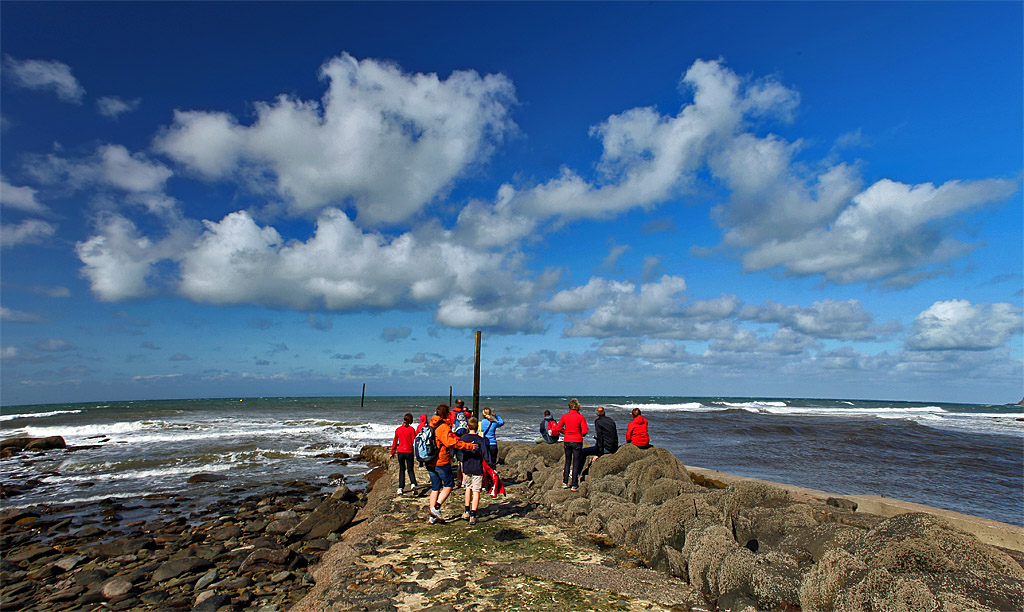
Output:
[{"xmin": 1, "ymin": 2, "xmax": 1021, "ymax": 407}]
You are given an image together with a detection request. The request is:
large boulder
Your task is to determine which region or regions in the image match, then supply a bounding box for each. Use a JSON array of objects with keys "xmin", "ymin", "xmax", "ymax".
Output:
[
  {"xmin": 1, "ymin": 436, "xmax": 67, "ymax": 451},
  {"xmin": 286, "ymin": 496, "xmax": 356, "ymax": 540}
]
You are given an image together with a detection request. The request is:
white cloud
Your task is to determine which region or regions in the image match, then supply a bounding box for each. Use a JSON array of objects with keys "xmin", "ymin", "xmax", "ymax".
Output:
[
  {"xmin": 906, "ymin": 300, "xmax": 1023, "ymax": 351},
  {"xmin": 27, "ymin": 144, "xmax": 173, "ymax": 194},
  {"xmin": 1, "ymin": 219, "xmax": 57, "ymax": 248},
  {"xmin": 96, "ymin": 96, "xmax": 141, "ymax": 118},
  {"xmin": 0, "ymin": 178, "xmax": 49, "ymax": 214},
  {"xmin": 175, "ymin": 208, "xmax": 541, "ymax": 332},
  {"xmin": 0, "ymin": 307, "xmax": 46, "ymax": 323},
  {"xmin": 733, "ymin": 175, "xmax": 1017, "ymax": 286},
  {"xmin": 739, "ymin": 298, "xmax": 900, "ymax": 341},
  {"xmin": 3, "ymin": 57, "xmax": 85, "ymax": 102},
  {"xmin": 380, "ymin": 327, "xmax": 412, "ymax": 342},
  {"xmin": 155, "ymin": 53, "xmax": 517, "ymax": 226}
]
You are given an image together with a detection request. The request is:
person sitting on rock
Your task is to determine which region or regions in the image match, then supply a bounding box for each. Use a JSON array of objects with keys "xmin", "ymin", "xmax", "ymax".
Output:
[
  {"xmin": 626, "ymin": 407, "xmax": 651, "ymax": 449},
  {"xmin": 425, "ymin": 404, "xmax": 478, "ymax": 524},
  {"xmin": 538, "ymin": 410, "xmax": 559, "ymax": 444},
  {"xmin": 582, "ymin": 406, "xmax": 618, "ymax": 463},
  {"xmin": 458, "ymin": 417, "xmax": 491, "ymax": 524}
]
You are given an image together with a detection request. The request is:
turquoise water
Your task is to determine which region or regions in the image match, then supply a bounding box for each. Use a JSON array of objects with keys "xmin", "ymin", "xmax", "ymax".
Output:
[{"xmin": 1, "ymin": 396, "xmax": 1022, "ymax": 525}]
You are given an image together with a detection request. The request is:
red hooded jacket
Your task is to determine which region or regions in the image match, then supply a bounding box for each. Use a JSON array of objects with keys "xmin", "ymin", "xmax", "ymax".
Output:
[
  {"xmin": 555, "ymin": 409, "xmax": 589, "ymax": 443},
  {"xmin": 627, "ymin": 415, "xmax": 649, "ymax": 447}
]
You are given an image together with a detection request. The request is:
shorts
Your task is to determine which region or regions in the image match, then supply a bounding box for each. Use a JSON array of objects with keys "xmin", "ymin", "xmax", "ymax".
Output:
[
  {"xmin": 464, "ymin": 473, "xmax": 484, "ymax": 492},
  {"xmin": 426, "ymin": 463, "xmax": 455, "ymax": 491}
]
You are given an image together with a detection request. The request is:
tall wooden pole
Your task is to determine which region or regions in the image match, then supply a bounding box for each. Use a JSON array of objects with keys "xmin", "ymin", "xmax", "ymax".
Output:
[
  {"xmin": 361, "ymin": 383, "xmax": 365, "ymax": 408},
  {"xmin": 449, "ymin": 386, "xmax": 453, "ymax": 408},
  {"xmin": 473, "ymin": 331, "xmax": 481, "ymax": 420}
]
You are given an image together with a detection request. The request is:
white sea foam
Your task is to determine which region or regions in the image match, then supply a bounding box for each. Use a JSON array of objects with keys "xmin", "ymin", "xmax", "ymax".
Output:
[
  {"xmin": 42, "ymin": 462, "xmax": 233, "ymax": 484},
  {"xmin": 0, "ymin": 409, "xmax": 84, "ymax": 422},
  {"xmin": 607, "ymin": 402, "xmax": 713, "ymax": 412}
]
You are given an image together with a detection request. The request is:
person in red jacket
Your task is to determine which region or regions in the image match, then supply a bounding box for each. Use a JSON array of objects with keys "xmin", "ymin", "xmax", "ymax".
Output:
[
  {"xmin": 626, "ymin": 407, "xmax": 651, "ymax": 448},
  {"xmin": 390, "ymin": 413, "xmax": 418, "ymax": 495},
  {"xmin": 425, "ymin": 404, "xmax": 478, "ymax": 524},
  {"xmin": 556, "ymin": 398, "xmax": 589, "ymax": 491}
]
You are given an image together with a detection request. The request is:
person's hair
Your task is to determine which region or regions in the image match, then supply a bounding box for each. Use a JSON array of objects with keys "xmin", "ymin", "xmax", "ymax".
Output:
[
  {"xmin": 631, "ymin": 407, "xmax": 641, "ymax": 417},
  {"xmin": 482, "ymin": 406, "xmax": 492, "ymax": 417},
  {"xmin": 596, "ymin": 406, "xmax": 605, "ymax": 416},
  {"xmin": 403, "ymin": 413, "xmax": 413, "ymax": 425},
  {"xmin": 569, "ymin": 398, "xmax": 581, "ymax": 411},
  {"xmin": 544, "ymin": 410, "xmax": 551, "ymax": 416},
  {"xmin": 455, "ymin": 398, "xmax": 465, "ymax": 406},
  {"xmin": 437, "ymin": 404, "xmax": 450, "ymax": 418},
  {"xmin": 468, "ymin": 417, "xmax": 479, "ymax": 430}
]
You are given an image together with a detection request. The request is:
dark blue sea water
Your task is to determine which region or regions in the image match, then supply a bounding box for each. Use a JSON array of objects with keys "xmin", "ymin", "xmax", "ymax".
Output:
[{"xmin": 1, "ymin": 396, "xmax": 1022, "ymax": 525}]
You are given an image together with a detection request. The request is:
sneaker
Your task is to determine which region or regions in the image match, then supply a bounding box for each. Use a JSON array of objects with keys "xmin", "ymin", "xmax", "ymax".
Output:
[
  {"xmin": 469, "ymin": 517, "xmax": 477, "ymax": 524},
  {"xmin": 562, "ymin": 483, "xmax": 569, "ymax": 489},
  {"xmin": 428, "ymin": 516, "xmax": 437, "ymax": 525},
  {"xmin": 461, "ymin": 512, "xmax": 471, "ymax": 520},
  {"xmin": 570, "ymin": 486, "xmax": 578, "ymax": 491},
  {"xmin": 397, "ymin": 488, "xmax": 403, "ymax": 495},
  {"xmin": 430, "ymin": 505, "xmax": 445, "ymax": 521}
]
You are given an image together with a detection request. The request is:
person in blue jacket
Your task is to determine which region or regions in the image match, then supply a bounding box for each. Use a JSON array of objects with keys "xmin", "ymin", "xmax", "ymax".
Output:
[{"xmin": 480, "ymin": 406, "xmax": 504, "ymax": 463}]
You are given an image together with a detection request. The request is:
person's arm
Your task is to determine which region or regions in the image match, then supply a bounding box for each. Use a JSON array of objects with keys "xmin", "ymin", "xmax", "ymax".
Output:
[
  {"xmin": 438, "ymin": 423, "xmax": 478, "ymax": 451},
  {"xmin": 580, "ymin": 414, "xmax": 589, "ymax": 437},
  {"xmin": 626, "ymin": 420, "xmax": 634, "ymax": 444},
  {"xmin": 494, "ymin": 414, "xmax": 504, "ymax": 428},
  {"xmin": 390, "ymin": 429, "xmax": 399, "ymax": 456}
]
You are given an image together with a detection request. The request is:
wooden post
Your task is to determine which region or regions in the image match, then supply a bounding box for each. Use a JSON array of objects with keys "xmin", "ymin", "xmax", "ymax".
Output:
[
  {"xmin": 473, "ymin": 331, "xmax": 481, "ymax": 420},
  {"xmin": 449, "ymin": 386, "xmax": 453, "ymax": 408},
  {"xmin": 361, "ymin": 383, "xmax": 365, "ymax": 408}
]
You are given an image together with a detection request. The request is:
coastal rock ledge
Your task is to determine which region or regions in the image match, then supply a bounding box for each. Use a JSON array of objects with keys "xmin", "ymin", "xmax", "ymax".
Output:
[{"xmin": 295, "ymin": 442, "xmax": 1024, "ymax": 612}]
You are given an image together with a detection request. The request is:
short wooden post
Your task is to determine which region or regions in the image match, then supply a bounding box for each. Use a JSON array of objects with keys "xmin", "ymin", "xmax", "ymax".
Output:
[{"xmin": 360, "ymin": 383, "xmax": 365, "ymax": 408}]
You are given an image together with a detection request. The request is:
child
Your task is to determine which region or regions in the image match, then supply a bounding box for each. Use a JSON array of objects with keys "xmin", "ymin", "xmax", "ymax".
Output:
[{"xmin": 458, "ymin": 417, "xmax": 491, "ymax": 524}]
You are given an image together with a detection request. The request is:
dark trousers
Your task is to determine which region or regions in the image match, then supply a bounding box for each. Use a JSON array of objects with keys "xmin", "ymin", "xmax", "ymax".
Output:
[
  {"xmin": 487, "ymin": 444, "xmax": 498, "ymax": 465},
  {"xmin": 562, "ymin": 441, "xmax": 583, "ymax": 488},
  {"xmin": 396, "ymin": 452, "xmax": 417, "ymax": 489}
]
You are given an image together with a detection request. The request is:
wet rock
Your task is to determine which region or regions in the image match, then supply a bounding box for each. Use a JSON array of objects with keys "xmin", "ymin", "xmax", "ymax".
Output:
[
  {"xmin": 192, "ymin": 592, "xmax": 231, "ymax": 611},
  {"xmin": 152, "ymin": 556, "xmax": 215, "ymax": 582},
  {"xmin": 101, "ymin": 576, "xmax": 133, "ymax": 599},
  {"xmin": 239, "ymin": 547, "xmax": 294, "ymax": 573},
  {"xmin": 187, "ymin": 473, "xmax": 228, "ymax": 483},
  {"xmin": 286, "ymin": 497, "xmax": 357, "ymax": 540},
  {"xmin": 53, "ymin": 554, "xmax": 88, "ymax": 571}
]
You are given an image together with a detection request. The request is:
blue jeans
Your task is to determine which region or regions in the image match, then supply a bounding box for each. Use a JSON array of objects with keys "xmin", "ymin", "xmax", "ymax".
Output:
[{"xmin": 426, "ymin": 463, "xmax": 454, "ymax": 491}]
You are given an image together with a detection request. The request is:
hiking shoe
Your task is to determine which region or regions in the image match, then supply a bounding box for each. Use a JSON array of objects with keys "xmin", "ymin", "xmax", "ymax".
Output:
[
  {"xmin": 461, "ymin": 512, "xmax": 471, "ymax": 520},
  {"xmin": 570, "ymin": 486, "xmax": 579, "ymax": 491},
  {"xmin": 430, "ymin": 506, "xmax": 445, "ymax": 521},
  {"xmin": 469, "ymin": 517, "xmax": 477, "ymax": 524},
  {"xmin": 562, "ymin": 483, "xmax": 569, "ymax": 489}
]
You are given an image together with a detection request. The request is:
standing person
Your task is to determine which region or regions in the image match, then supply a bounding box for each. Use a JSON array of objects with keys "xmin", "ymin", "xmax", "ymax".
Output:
[
  {"xmin": 390, "ymin": 413, "xmax": 418, "ymax": 495},
  {"xmin": 424, "ymin": 404, "xmax": 478, "ymax": 524},
  {"xmin": 415, "ymin": 413, "xmax": 428, "ymax": 435},
  {"xmin": 582, "ymin": 406, "xmax": 618, "ymax": 462},
  {"xmin": 480, "ymin": 406, "xmax": 504, "ymax": 462},
  {"xmin": 626, "ymin": 407, "xmax": 651, "ymax": 448},
  {"xmin": 539, "ymin": 410, "xmax": 559, "ymax": 444},
  {"xmin": 458, "ymin": 417, "xmax": 491, "ymax": 524},
  {"xmin": 557, "ymin": 398, "xmax": 589, "ymax": 491}
]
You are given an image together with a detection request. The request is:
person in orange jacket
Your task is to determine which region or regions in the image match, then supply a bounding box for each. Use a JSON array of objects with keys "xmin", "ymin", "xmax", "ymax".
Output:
[
  {"xmin": 556, "ymin": 398, "xmax": 589, "ymax": 491},
  {"xmin": 626, "ymin": 407, "xmax": 651, "ymax": 448},
  {"xmin": 425, "ymin": 404, "xmax": 478, "ymax": 524}
]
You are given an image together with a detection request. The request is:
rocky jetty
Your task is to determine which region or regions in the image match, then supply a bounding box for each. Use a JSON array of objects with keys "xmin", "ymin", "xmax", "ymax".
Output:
[{"xmin": 498, "ymin": 441, "xmax": 1024, "ymax": 612}]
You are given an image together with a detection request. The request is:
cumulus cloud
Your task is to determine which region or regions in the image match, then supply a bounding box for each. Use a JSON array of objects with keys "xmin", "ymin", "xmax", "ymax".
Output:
[
  {"xmin": 3, "ymin": 56, "xmax": 85, "ymax": 102},
  {"xmin": 1, "ymin": 219, "xmax": 57, "ymax": 248},
  {"xmin": 906, "ymin": 300, "xmax": 1023, "ymax": 351},
  {"xmin": 737, "ymin": 177, "xmax": 1019, "ymax": 285},
  {"xmin": 96, "ymin": 96, "xmax": 141, "ymax": 118},
  {"xmin": 739, "ymin": 298, "xmax": 901, "ymax": 341},
  {"xmin": 175, "ymin": 208, "xmax": 540, "ymax": 332},
  {"xmin": 155, "ymin": 53, "xmax": 516, "ymax": 226},
  {"xmin": 33, "ymin": 338, "xmax": 75, "ymax": 352},
  {"xmin": 0, "ymin": 178, "xmax": 49, "ymax": 215}
]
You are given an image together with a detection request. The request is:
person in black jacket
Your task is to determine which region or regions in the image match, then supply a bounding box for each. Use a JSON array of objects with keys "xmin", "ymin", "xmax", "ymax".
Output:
[{"xmin": 581, "ymin": 406, "xmax": 618, "ymax": 462}]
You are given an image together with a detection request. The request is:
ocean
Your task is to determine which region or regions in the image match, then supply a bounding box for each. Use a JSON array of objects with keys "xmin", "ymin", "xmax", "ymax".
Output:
[{"xmin": 2, "ymin": 396, "xmax": 1022, "ymax": 526}]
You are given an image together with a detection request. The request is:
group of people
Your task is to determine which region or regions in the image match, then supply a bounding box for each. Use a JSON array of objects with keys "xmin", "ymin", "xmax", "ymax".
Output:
[
  {"xmin": 389, "ymin": 398, "xmax": 504, "ymax": 525},
  {"xmin": 542, "ymin": 400, "xmax": 650, "ymax": 490},
  {"xmin": 390, "ymin": 397, "xmax": 652, "ymax": 523}
]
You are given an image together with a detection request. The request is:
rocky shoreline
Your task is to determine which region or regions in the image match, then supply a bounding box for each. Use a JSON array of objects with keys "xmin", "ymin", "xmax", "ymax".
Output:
[
  {"xmin": 3, "ymin": 439, "xmax": 1024, "ymax": 611},
  {"xmin": 0, "ymin": 441, "xmax": 383, "ymax": 612}
]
